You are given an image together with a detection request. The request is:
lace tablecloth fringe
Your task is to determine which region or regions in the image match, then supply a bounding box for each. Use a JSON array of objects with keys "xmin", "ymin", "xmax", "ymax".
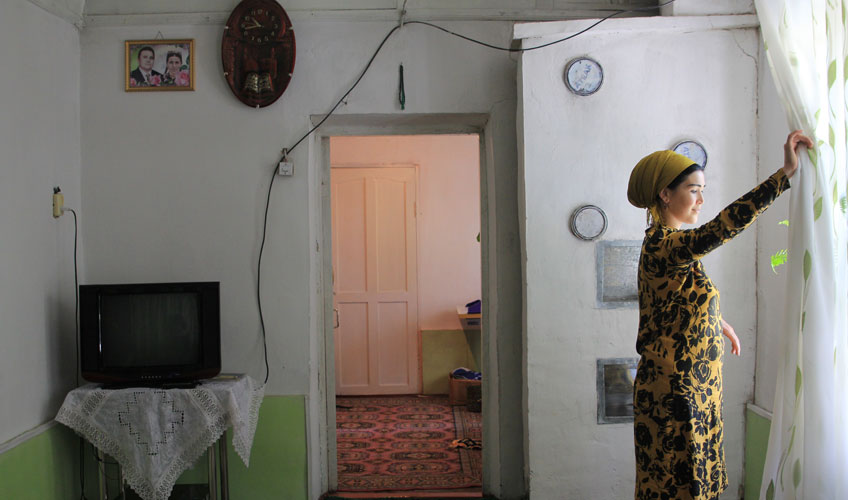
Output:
[{"xmin": 55, "ymin": 375, "xmax": 265, "ymax": 500}]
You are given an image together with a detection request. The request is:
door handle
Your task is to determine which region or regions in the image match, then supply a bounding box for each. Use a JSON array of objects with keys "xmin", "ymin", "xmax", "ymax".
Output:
[{"xmin": 333, "ymin": 308, "xmax": 340, "ymax": 328}]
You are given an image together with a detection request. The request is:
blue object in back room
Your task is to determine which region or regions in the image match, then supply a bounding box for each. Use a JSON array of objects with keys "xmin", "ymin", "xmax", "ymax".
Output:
[
  {"xmin": 451, "ymin": 367, "xmax": 482, "ymax": 380},
  {"xmin": 465, "ymin": 299, "xmax": 481, "ymax": 314}
]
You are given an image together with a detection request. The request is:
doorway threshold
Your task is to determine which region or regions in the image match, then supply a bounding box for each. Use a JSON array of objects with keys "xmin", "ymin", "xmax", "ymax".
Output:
[{"xmin": 324, "ymin": 488, "xmax": 483, "ymax": 499}]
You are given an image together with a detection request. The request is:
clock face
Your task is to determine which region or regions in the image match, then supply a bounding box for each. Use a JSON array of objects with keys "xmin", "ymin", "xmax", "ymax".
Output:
[{"xmin": 239, "ymin": 7, "xmax": 284, "ymax": 43}]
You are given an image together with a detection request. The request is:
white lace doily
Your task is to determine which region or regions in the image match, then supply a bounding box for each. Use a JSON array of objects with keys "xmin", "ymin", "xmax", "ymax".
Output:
[{"xmin": 55, "ymin": 374, "xmax": 265, "ymax": 500}]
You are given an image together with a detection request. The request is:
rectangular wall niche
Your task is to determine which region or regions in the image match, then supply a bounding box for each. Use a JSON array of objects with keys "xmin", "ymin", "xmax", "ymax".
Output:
[
  {"xmin": 595, "ymin": 240, "xmax": 640, "ymax": 308},
  {"xmin": 597, "ymin": 357, "xmax": 638, "ymax": 424}
]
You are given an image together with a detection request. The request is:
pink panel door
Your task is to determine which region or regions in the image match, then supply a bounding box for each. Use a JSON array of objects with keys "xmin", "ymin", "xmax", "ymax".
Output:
[{"xmin": 331, "ymin": 166, "xmax": 419, "ymax": 395}]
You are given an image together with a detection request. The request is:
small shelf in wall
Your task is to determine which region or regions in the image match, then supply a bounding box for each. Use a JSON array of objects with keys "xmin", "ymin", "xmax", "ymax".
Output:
[{"xmin": 456, "ymin": 305, "xmax": 481, "ymax": 331}]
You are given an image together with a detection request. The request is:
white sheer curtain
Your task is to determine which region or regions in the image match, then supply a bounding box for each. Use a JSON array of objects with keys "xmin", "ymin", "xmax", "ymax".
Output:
[{"xmin": 755, "ymin": 1, "xmax": 848, "ymax": 499}]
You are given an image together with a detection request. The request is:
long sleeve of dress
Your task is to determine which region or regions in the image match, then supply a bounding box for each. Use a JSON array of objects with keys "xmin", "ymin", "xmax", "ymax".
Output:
[{"xmin": 645, "ymin": 169, "xmax": 790, "ymax": 267}]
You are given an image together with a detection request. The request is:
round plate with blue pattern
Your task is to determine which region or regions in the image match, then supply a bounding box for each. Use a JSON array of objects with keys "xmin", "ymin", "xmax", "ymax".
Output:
[
  {"xmin": 673, "ymin": 140, "xmax": 708, "ymax": 167},
  {"xmin": 564, "ymin": 57, "xmax": 603, "ymax": 96}
]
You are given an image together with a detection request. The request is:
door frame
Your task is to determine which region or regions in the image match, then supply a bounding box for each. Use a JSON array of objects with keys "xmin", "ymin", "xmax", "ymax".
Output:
[{"xmin": 306, "ymin": 113, "xmax": 509, "ymax": 499}]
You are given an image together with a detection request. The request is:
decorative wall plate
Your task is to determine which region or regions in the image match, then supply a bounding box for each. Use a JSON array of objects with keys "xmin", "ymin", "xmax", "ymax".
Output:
[
  {"xmin": 672, "ymin": 140, "xmax": 708, "ymax": 167},
  {"xmin": 564, "ymin": 57, "xmax": 603, "ymax": 96},
  {"xmin": 570, "ymin": 205, "xmax": 608, "ymax": 241},
  {"xmin": 222, "ymin": 0, "xmax": 296, "ymax": 108}
]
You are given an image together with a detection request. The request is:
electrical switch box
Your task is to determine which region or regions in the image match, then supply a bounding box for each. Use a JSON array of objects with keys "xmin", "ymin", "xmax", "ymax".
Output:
[{"xmin": 277, "ymin": 161, "xmax": 294, "ymax": 176}]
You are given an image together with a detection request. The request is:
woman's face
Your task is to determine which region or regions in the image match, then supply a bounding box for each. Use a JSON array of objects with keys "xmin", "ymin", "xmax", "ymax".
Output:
[
  {"xmin": 660, "ymin": 170, "xmax": 705, "ymax": 229},
  {"xmin": 167, "ymin": 56, "xmax": 182, "ymax": 75}
]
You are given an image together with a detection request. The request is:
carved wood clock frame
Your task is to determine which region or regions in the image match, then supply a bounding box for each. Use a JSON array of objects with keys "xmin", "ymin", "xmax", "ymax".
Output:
[{"xmin": 222, "ymin": 0, "xmax": 296, "ymax": 108}]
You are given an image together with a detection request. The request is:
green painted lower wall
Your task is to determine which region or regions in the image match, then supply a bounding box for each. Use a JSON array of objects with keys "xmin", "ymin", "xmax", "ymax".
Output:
[
  {"xmin": 0, "ymin": 423, "xmax": 80, "ymax": 500},
  {"xmin": 175, "ymin": 395, "xmax": 308, "ymax": 499},
  {"xmin": 745, "ymin": 406, "xmax": 772, "ymax": 500},
  {"xmin": 1, "ymin": 395, "xmax": 308, "ymax": 500},
  {"xmin": 226, "ymin": 395, "xmax": 308, "ymax": 498},
  {"xmin": 421, "ymin": 329, "xmax": 478, "ymax": 394},
  {"xmin": 3, "ymin": 395, "xmax": 769, "ymax": 500}
]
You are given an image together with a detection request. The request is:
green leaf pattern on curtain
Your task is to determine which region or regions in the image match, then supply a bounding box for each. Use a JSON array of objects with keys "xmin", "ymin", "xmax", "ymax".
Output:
[{"xmin": 756, "ymin": 0, "xmax": 848, "ymax": 498}]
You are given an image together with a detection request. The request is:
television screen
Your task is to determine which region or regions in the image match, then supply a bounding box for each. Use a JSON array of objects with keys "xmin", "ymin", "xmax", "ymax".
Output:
[
  {"xmin": 99, "ymin": 292, "xmax": 202, "ymax": 368},
  {"xmin": 79, "ymin": 282, "xmax": 220, "ymax": 385}
]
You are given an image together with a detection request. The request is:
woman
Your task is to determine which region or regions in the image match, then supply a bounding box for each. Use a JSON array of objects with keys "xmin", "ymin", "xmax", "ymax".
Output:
[
  {"xmin": 627, "ymin": 130, "xmax": 813, "ymax": 499},
  {"xmin": 163, "ymin": 51, "xmax": 188, "ymax": 86}
]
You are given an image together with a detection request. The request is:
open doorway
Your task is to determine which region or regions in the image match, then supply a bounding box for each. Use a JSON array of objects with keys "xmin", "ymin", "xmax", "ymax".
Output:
[{"xmin": 328, "ymin": 134, "xmax": 482, "ymax": 497}]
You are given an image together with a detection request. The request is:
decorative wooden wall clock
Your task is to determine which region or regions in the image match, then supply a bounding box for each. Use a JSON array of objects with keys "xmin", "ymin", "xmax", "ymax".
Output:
[{"xmin": 222, "ymin": 0, "xmax": 296, "ymax": 108}]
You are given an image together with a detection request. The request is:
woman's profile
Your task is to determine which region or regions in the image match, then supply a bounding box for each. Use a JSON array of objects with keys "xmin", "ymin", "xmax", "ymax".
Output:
[{"xmin": 627, "ymin": 130, "xmax": 813, "ymax": 499}]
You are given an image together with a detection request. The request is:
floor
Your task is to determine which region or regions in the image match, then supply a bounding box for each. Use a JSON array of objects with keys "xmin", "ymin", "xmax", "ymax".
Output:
[
  {"xmin": 328, "ymin": 490, "xmax": 481, "ymax": 498},
  {"xmin": 332, "ymin": 394, "xmax": 482, "ymax": 500}
]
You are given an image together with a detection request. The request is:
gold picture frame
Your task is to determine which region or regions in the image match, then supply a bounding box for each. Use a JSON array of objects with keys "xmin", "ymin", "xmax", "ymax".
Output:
[{"xmin": 125, "ymin": 39, "xmax": 195, "ymax": 91}]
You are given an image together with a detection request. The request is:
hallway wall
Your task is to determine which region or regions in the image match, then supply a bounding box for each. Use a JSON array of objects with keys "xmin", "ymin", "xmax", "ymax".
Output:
[{"xmin": 517, "ymin": 15, "xmax": 761, "ymax": 498}]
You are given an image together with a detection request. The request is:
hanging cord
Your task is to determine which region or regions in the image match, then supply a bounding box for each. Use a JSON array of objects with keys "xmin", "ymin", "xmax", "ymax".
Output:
[
  {"xmin": 255, "ymin": 0, "xmax": 676, "ymax": 387},
  {"xmin": 404, "ymin": 1, "xmax": 677, "ymax": 52},
  {"xmin": 255, "ymin": 152, "xmax": 279, "ymax": 386},
  {"xmin": 283, "ymin": 24, "xmax": 402, "ymax": 157},
  {"xmin": 65, "ymin": 208, "xmax": 79, "ymax": 388},
  {"xmin": 253, "ymin": 23, "xmax": 401, "ymax": 387},
  {"xmin": 398, "ymin": 64, "xmax": 406, "ymax": 110},
  {"xmin": 79, "ymin": 438, "xmax": 89, "ymax": 500},
  {"xmin": 280, "ymin": 0, "xmax": 675, "ymax": 158},
  {"xmin": 63, "ymin": 208, "xmax": 88, "ymax": 500},
  {"xmin": 70, "ymin": 209, "xmax": 86, "ymax": 500}
]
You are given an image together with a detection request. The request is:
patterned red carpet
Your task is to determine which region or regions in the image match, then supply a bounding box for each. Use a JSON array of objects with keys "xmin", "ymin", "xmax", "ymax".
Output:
[{"xmin": 336, "ymin": 395, "xmax": 482, "ymax": 492}]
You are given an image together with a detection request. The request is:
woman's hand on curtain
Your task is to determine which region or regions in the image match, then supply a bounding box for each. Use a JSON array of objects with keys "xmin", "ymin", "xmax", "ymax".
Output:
[
  {"xmin": 782, "ymin": 129, "xmax": 815, "ymax": 179},
  {"xmin": 721, "ymin": 318, "xmax": 740, "ymax": 356}
]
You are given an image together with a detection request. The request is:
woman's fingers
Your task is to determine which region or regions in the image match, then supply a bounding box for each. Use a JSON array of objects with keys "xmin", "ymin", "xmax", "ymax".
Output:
[
  {"xmin": 789, "ymin": 129, "xmax": 814, "ymax": 149},
  {"xmin": 783, "ymin": 130, "xmax": 814, "ymax": 178}
]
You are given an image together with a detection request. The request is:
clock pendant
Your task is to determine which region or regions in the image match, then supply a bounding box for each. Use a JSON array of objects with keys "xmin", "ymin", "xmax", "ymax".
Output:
[{"xmin": 222, "ymin": 0, "xmax": 296, "ymax": 108}]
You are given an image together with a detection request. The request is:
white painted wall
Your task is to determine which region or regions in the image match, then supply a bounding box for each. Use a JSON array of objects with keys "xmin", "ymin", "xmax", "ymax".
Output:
[
  {"xmin": 329, "ymin": 135, "xmax": 481, "ymax": 330},
  {"xmin": 80, "ymin": 19, "xmax": 510, "ymax": 394},
  {"xmin": 0, "ymin": 0, "xmax": 81, "ymax": 444},
  {"xmin": 517, "ymin": 16, "xmax": 762, "ymax": 499},
  {"xmin": 80, "ymin": 18, "xmax": 525, "ymax": 498}
]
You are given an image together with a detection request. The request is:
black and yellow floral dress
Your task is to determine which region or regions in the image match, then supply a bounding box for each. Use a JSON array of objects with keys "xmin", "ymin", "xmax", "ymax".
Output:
[{"xmin": 633, "ymin": 169, "xmax": 789, "ymax": 499}]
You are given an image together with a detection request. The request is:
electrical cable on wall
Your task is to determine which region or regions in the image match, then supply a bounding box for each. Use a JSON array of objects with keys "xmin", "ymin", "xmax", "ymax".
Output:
[
  {"xmin": 52, "ymin": 192, "xmax": 87, "ymax": 499},
  {"xmin": 66, "ymin": 208, "xmax": 79, "ymax": 388},
  {"xmin": 254, "ymin": 0, "xmax": 676, "ymax": 386},
  {"xmin": 256, "ymin": 166, "xmax": 276, "ymax": 385},
  {"xmin": 278, "ymin": 0, "xmax": 676, "ymax": 158},
  {"xmin": 66, "ymin": 207, "xmax": 87, "ymax": 500}
]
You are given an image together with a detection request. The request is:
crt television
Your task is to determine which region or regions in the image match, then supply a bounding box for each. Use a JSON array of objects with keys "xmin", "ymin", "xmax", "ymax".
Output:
[{"xmin": 79, "ymin": 281, "xmax": 221, "ymax": 385}]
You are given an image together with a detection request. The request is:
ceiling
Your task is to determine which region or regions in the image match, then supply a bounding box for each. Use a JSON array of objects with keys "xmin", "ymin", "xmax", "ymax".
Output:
[{"xmin": 30, "ymin": 0, "xmax": 659, "ymax": 29}]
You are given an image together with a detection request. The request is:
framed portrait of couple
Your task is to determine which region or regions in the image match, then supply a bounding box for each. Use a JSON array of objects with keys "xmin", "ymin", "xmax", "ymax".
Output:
[{"xmin": 125, "ymin": 39, "xmax": 195, "ymax": 92}]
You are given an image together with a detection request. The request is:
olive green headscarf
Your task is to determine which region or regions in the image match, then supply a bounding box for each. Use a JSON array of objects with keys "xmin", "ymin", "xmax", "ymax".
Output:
[{"xmin": 627, "ymin": 150, "xmax": 697, "ymax": 209}]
